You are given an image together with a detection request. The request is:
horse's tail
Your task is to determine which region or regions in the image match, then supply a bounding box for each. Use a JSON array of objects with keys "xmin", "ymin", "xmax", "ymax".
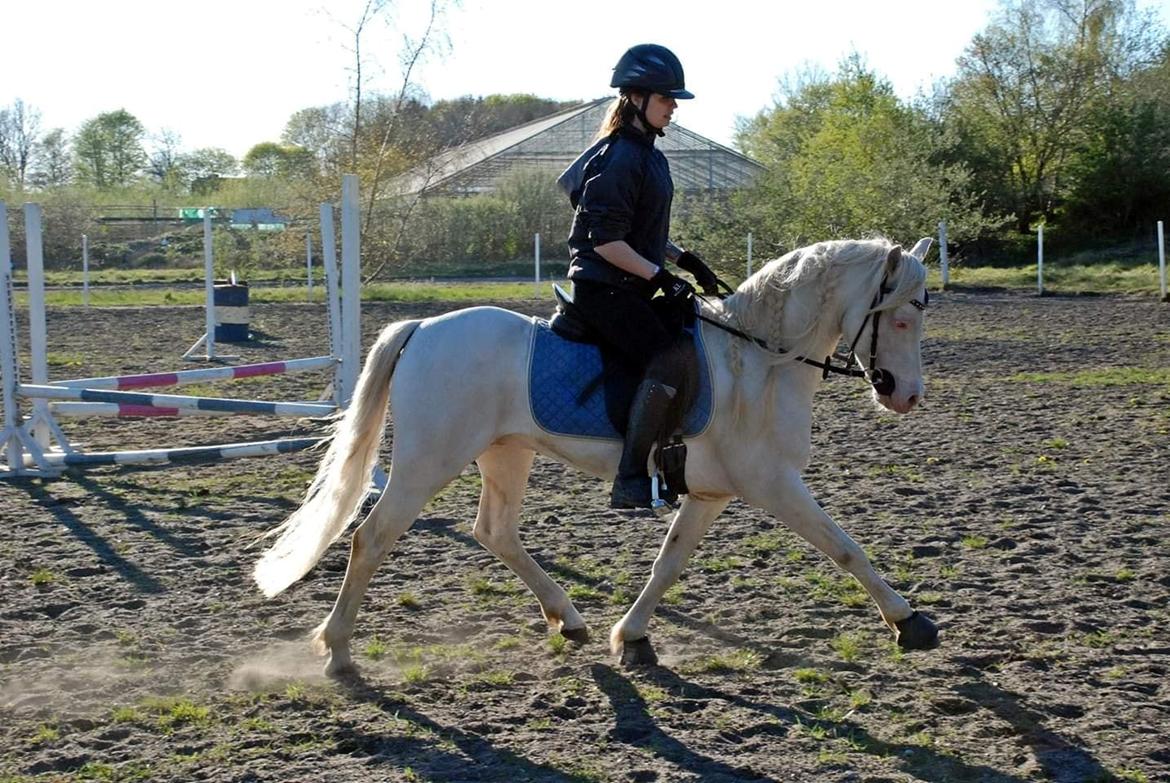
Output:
[{"xmin": 253, "ymin": 318, "xmax": 423, "ymax": 598}]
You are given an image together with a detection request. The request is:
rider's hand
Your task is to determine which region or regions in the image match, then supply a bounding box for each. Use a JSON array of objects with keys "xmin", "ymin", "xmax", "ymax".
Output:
[
  {"xmin": 676, "ymin": 250, "xmax": 719, "ymax": 295},
  {"xmin": 650, "ymin": 267, "xmax": 696, "ymax": 307}
]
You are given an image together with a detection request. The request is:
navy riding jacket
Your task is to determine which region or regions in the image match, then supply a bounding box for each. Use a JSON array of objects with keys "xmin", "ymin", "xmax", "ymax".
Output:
[{"xmin": 566, "ymin": 125, "xmax": 673, "ymax": 294}]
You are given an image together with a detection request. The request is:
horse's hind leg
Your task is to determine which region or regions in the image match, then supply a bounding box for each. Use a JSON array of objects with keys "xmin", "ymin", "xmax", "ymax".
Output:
[
  {"xmin": 313, "ymin": 461, "xmax": 463, "ymax": 678},
  {"xmin": 473, "ymin": 444, "xmax": 587, "ymax": 641}
]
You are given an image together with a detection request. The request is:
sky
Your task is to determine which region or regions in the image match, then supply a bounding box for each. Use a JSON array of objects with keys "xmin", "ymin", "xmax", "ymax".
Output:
[{"xmin": 3, "ymin": 0, "xmax": 1169, "ymax": 160}]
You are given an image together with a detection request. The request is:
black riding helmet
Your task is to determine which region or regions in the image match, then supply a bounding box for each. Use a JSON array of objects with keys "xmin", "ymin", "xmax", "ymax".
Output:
[{"xmin": 610, "ymin": 44, "xmax": 694, "ymax": 99}]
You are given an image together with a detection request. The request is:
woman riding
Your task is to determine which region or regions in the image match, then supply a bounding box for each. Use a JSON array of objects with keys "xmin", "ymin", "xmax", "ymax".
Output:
[{"xmin": 562, "ymin": 43, "xmax": 720, "ymax": 510}]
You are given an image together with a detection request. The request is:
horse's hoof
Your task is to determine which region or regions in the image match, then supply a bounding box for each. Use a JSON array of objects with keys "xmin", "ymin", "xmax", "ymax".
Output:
[
  {"xmin": 619, "ymin": 636, "xmax": 658, "ymax": 667},
  {"xmin": 895, "ymin": 611, "xmax": 939, "ymax": 650},
  {"xmin": 561, "ymin": 625, "xmax": 590, "ymax": 645},
  {"xmin": 324, "ymin": 656, "xmax": 359, "ymax": 680}
]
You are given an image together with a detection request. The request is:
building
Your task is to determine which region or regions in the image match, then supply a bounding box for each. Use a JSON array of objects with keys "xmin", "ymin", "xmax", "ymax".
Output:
[{"xmin": 392, "ymin": 97, "xmax": 766, "ymax": 197}]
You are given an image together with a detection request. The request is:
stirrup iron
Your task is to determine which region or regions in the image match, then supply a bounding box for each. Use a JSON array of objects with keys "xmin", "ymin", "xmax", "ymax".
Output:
[{"xmin": 650, "ymin": 474, "xmax": 673, "ymax": 518}]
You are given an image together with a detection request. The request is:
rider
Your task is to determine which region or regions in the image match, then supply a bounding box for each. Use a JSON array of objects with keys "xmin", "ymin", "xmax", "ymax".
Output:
[{"xmin": 562, "ymin": 43, "xmax": 720, "ymax": 510}]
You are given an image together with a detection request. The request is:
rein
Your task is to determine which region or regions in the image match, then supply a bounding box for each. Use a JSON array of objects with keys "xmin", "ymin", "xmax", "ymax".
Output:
[{"xmin": 696, "ymin": 272, "xmax": 927, "ymax": 394}]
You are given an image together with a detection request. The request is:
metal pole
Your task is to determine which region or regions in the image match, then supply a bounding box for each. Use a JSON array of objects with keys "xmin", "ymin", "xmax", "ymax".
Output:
[
  {"xmin": 82, "ymin": 234, "xmax": 90, "ymax": 307},
  {"xmin": 1158, "ymin": 220, "xmax": 1166, "ymax": 301},
  {"xmin": 534, "ymin": 232, "xmax": 541, "ymax": 297},
  {"xmin": 1037, "ymin": 223, "xmax": 1045, "ymax": 296},
  {"xmin": 23, "ymin": 204, "xmax": 50, "ymax": 448},
  {"xmin": 203, "ymin": 212, "xmax": 216, "ymax": 359},
  {"xmin": 305, "ymin": 231, "xmax": 313, "ymax": 301},
  {"xmin": 938, "ymin": 220, "xmax": 949, "ymax": 289},
  {"xmin": 747, "ymin": 232, "xmax": 753, "ymax": 278}
]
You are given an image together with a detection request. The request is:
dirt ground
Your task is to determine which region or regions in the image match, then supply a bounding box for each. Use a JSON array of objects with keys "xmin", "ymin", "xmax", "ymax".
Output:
[{"xmin": 1, "ymin": 290, "xmax": 1168, "ymax": 783}]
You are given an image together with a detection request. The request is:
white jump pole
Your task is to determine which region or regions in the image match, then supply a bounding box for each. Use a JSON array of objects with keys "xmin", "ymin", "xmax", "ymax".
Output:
[
  {"xmin": 82, "ymin": 234, "xmax": 90, "ymax": 307},
  {"xmin": 24, "ymin": 204, "xmax": 50, "ymax": 449},
  {"xmin": 1158, "ymin": 220, "xmax": 1166, "ymax": 302},
  {"xmin": 1037, "ymin": 223, "xmax": 1045, "ymax": 296},
  {"xmin": 938, "ymin": 220, "xmax": 949, "ymax": 289},
  {"xmin": 305, "ymin": 231, "xmax": 313, "ymax": 301},
  {"xmin": 534, "ymin": 232, "xmax": 541, "ymax": 296},
  {"xmin": 338, "ymin": 174, "xmax": 361, "ymax": 408},
  {"xmin": 747, "ymin": 232, "xmax": 753, "ymax": 278}
]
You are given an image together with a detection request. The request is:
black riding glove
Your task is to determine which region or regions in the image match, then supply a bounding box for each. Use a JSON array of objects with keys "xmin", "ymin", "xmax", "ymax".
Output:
[
  {"xmin": 676, "ymin": 250, "xmax": 719, "ymax": 295},
  {"xmin": 650, "ymin": 267, "xmax": 696, "ymax": 307}
]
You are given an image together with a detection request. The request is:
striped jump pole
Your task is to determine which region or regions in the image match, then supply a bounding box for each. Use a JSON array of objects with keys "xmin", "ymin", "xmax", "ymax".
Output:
[
  {"xmin": 51, "ymin": 355, "xmax": 337, "ymax": 391},
  {"xmin": 37, "ymin": 436, "xmax": 324, "ymax": 468},
  {"xmin": 20, "ymin": 385, "xmax": 337, "ymax": 418},
  {"xmin": 51, "ymin": 403, "xmax": 238, "ymax": 418}
]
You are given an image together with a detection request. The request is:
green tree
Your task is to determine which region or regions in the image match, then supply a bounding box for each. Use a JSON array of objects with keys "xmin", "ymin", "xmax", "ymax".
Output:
[
  {"xmin": 73, "ymin": 109, "xmax": 147, "ymax": 189},
  {"xmin": 179, "ymin": 147, "xmax": 239, "ymax": 194},
  {"xmin": 735, "ymin": 56, "xmax": 991, "ymax": 252},
  {"xmin": 30, "ymin": 128, "xmax": 71, "ymax": 188},
  {"xmin": 941, "ymin": 0, "xmax": 1165, "ymax": 233},
  {"xmin": 242, "ymin": 142, "xmax": 315, "ymax": 179},
  {"xmin": 1062, "ymin": 42, "xmax": 1170, "ymax": 233},
  {"xmin": 0, "ymin": 98, "xmax": 42, "ymax": 189}
]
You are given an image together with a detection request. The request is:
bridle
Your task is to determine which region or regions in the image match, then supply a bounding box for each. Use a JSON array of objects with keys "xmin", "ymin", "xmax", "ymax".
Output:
[{"xmin": 695, "ymin": 275, "xmax": 928, "ymax": 397}]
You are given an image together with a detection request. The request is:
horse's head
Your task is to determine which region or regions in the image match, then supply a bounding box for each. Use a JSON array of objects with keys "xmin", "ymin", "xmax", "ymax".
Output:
[{"xmin": 841, "ymin": 238, "xmax": 931, "ymax": 415}]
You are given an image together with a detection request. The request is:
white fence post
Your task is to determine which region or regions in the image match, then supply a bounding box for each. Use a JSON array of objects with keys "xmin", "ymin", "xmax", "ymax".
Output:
[
  {"xmin": 82, "ymin": 234, "xmax": 90, "ymax": 307},
  {"xmin": 1158, "ymin": 220, "xmax": 1166, "ymax": 302},
  {"xmin": 938, "ymin": 220, "xmax": 949, "ymax": 289},
  {"xmin": 534, "ymin": 232, "xmax": 541, "ymax": 297},
  {"xmin": 746, "ymin": 232, "xmax": 753, "ymax": 278},
  {"xmin": 1037, "ymin": 223, "xmax": 1045, "ymax": 296}
]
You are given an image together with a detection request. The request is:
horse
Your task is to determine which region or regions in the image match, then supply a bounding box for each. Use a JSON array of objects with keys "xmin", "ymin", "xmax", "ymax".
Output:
[{"xmin": 254, "ymin": 236, "xmax": 939, "ymax": 676}]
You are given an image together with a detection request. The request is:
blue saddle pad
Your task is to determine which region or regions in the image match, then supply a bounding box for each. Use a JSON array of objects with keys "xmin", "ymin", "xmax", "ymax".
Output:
[{"xmin": 528, "ymin": 318, "xmax": 714, "ymax": 441}]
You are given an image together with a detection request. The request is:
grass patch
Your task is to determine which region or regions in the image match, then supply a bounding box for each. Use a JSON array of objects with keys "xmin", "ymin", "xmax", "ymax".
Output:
[
  {"xmin": 932, "ymin": 261, "xmax": 1164, "ymax": 295},
  {"xmin": 685, "ymin": 649, "xmax": 762, "ymax": 674},
  {"xmin": 23, "ymin": 279, "xmax": 565, "ymax": 308},
  {"xmin": 364, "ymin": 635, "xmax": 389, "ymax": 660},
  {"xmin": 830, "ymin": 632, "xmax": 866, "ymax": 662},
  {"xmin": 1005, "ymin": 367, "xmax": 1170, "ymax": 389},
  {"xmin": 29, "ymin": 568, "xmax": 57, "ymax": 586}
]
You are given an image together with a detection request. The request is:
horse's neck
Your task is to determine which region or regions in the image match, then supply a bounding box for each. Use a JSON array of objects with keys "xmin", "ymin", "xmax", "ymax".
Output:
[{"xmin": 707, "ymin": 299, "xmax": 845, "ymax": 437}]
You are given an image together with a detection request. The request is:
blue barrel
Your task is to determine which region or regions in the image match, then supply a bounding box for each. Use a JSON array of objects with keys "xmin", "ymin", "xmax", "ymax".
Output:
[{"xmin": 213, "ymin": 282, "xmax": 250, "ymax": 342}]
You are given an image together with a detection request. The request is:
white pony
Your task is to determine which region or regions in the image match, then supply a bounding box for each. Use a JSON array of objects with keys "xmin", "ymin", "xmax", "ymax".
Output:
[{"xmin": 255, "ymin": 237, "xmax": 938, "ymax": 676}]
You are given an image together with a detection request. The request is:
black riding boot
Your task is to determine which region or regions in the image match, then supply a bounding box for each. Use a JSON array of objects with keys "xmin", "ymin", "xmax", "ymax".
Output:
[{"xmin": 610, "ymin": 379, "xmax": 675, "ymax": 509}]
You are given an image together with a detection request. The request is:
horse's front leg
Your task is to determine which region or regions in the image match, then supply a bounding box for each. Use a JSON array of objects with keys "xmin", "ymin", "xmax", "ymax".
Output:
[
  {"xmin": 746, "ymin": 468, "xmax": 938, "ymax": 649},
  {"xmin": 610, "ymin": 495, "xmax": 731, "ymax": 665}
]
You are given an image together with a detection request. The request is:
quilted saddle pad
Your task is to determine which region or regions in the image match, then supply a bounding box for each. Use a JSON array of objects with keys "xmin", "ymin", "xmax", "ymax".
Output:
[{"xmin": 528, "ymin": 317, "xmax": 714, "ymax": 441}]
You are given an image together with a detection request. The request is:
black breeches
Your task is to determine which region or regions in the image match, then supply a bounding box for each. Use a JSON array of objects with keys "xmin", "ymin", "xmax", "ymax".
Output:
[{"xmin": 571, "ymin": 280, "xmax": 685, "ymax": 389}]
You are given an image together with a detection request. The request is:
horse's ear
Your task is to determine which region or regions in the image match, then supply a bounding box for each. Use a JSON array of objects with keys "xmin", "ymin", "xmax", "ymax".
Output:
[
  {"xmin": 884, "ymin": 245, "xmax": 902, "ymax": 275},
  {"xmin": 909, "ymin": 237, "xmax": 933, "ymax": 260}
]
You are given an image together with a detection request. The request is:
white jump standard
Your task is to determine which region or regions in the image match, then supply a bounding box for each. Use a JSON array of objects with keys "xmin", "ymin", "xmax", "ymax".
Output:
[{"xmin": 0, "ymin": 175, "xmax": 365, "ymax": 478}]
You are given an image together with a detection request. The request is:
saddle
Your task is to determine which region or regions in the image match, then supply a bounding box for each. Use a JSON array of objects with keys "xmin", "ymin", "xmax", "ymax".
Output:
[{"xmin": 531, "ymin": 285, "xmax": 714, "ymax": 499}]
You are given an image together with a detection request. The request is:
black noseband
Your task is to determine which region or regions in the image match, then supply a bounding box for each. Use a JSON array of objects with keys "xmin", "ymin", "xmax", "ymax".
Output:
[{"xmin": 868, "ymin": 367, "xmax": 896, "ymax": 396}]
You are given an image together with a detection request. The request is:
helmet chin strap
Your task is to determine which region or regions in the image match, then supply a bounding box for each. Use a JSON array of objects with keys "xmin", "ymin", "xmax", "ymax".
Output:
[{"xmin": 633, "ymin": 93, "xmax": 665, "ymax": 138}]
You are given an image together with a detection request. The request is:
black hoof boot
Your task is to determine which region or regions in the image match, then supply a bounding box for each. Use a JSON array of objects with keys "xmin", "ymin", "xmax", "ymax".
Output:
[
  {"xmin": 619, "ymin": 637, "xmax": 658, "ymax": 667},
  {"xmin": 895, "ymin": 611, "xmax": 939, "ymax": 650},
  {"xmin": 561, "ymin": 626, "xmax": 590, "ymax": 645}
]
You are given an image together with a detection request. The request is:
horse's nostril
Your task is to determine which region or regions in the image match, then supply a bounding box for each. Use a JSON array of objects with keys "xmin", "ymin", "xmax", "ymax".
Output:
[{"xmin": 908, "ymin": 395, "xmax": 919, "ymax": 408}]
